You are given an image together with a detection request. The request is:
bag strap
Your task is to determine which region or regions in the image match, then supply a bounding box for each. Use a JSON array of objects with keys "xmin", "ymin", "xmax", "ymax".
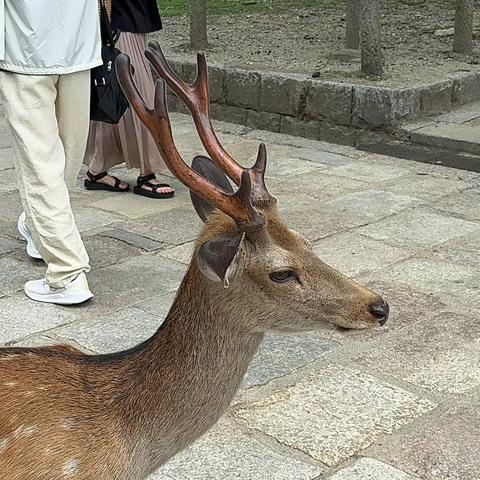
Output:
[{"xmin": 99, "ymin": 0, "xmax": 117, "ymax": 47}]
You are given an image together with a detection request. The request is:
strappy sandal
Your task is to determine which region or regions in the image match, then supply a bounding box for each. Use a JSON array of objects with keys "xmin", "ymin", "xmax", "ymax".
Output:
[
  {"xmin": 84, "ymin": 171, "xmax": 130, "ymax": 192},
  {"xmin": 134, "ymin": 174, "xmax": 175, "ymax": 199}
]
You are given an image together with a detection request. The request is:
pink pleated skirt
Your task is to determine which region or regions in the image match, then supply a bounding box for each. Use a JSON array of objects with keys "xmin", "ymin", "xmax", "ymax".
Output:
[{"xmin": 84, "ymin": 32, "xmax": 166, "ymax": 174}]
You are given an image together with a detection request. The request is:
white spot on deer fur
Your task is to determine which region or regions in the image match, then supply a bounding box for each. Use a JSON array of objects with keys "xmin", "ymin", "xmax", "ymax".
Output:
[
  {"xmin": 61, "ymin": 418, "xmax": 76, "ymax": 430},
  {"xmin": 3, "ymin": 381, "xmax": 18, "ymax": 387},
  {"xmin": 0, "ymin": 438, "xmax": 9, "ymax": 452},
  {"xmin": 13, "ymin": 425, "xmax": 38, "ymax": 438},
  {"xmin": 63, "ymin": 459, "xmax": 79, "ymax": 477}
]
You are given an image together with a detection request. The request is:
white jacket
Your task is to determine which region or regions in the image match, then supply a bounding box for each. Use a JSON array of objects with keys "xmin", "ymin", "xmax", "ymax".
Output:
[{"xmin": 0, "ymin": 0, "xmax": 102, "ymax": 75}]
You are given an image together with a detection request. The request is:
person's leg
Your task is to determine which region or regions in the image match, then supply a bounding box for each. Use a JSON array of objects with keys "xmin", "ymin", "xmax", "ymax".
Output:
[{"xmin": 0, "ymin": 70, "xmax": 92, "ymax": 299}]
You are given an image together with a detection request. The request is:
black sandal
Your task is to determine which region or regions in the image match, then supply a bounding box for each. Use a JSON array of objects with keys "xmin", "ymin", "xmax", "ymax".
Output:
[
  {"xmin": 134, "ymin": 174, "xmax": 175, "ymax": 199},
  {"xmin": 84, "ymin": 171, "xmax": 130, "ymax": 192}
]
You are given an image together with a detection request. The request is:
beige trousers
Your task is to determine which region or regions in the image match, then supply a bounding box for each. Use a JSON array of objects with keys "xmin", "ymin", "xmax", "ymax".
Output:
[{"xmin": 0, "ymin": 70, "xmax": 91, "ymax": 287}]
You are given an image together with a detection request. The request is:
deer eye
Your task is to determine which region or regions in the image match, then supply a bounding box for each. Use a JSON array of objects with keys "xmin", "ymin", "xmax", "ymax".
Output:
[{"xmin": 270, "ymin": 270, "xmax": 296, "ymax": 283}]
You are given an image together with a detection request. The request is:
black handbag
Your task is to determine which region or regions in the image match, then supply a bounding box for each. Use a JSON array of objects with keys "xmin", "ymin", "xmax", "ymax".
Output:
[{"xmin": 90, "ymin": 1, "xmax": 130, "ymax": 124}]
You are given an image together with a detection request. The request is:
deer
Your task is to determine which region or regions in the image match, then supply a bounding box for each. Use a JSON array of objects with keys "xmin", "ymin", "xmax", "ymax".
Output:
[{"xmin": 0, "ymin": 41, "xmax": 389, "ymax": 480}]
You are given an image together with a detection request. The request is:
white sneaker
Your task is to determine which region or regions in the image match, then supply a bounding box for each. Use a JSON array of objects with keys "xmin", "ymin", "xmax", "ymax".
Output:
[
  {"xmin": 17, "ymin": 212, "xmax": 42, "ymax": 260},
  {"xmin": 24, "ymin": 273, "xmax": 94, "ymax": 305}
]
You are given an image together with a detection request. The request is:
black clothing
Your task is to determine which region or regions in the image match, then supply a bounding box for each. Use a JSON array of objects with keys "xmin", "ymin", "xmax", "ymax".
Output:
[{"xmin": 111, "ymin": 0, "xmax": 162, "ymax": 33}]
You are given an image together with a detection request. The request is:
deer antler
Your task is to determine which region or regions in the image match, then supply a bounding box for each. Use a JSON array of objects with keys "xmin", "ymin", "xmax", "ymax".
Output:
[
  {"xmin": 116, "ymin": 54, "xmax": 265, "ymax": 231},
  {"xmin": 145, "ymin": 40, "xmax": 274, "ymax": 206}
]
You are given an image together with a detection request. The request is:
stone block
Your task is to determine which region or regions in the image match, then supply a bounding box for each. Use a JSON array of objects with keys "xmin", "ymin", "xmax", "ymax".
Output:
[
  {"xmin": 244, "ymin": 333, "xmax": 336, "ymax": 387},
  {"xmin": 99, "ymin": 229, "xmax": 166, "ymax": 252},
  {"xmin": 0, "ymin": 292, "xmax": 81, "ymax": 345},
  {"xmin": 53, "ymin": 307, "xmax": 163, "ymax": 354},
  {"xmin": 305, "ymin": 81, "xmax": 353, "ymax": 126},
  {"xmin": 419, "ymin": 80, "xmax": 453, "ymax": 116},
  {"xmin": 327, "ymin": 160, "xmax": 412, "ymax": 182},
  {"xmin": 72, "ymin": 207, "xmax": 123, "ymax": 233},
  {"xmin": 0, "ymin": 257, "xmax": 44, "ymax": 298},
  {"xmin": 0, "ymin": 147, "xmax": 15, "ymax": 171},
  {"xmin": 352, "ymin": 311, "xmax": 480, "ymax": 394},
  {"xmin": 434, "ymin": 187, "xmax": 480, "ymax": 221},
  {"xmin": 246, "ymin": 109, "xmax": 281, "ymax": 132},
  {"xmin": 313, "ymin": 231, "xmax": 413, "ymax": 278},
  {"xmin": 224, "ymin": 69, "xmax": 261, "ymax": 110},
  {"xmin": 329, "ymin": 458, "xmax": 418, "ymax": 480},
  {"xmin": 280, "ymin": 116, "xmax": 356, "ymax": 146},
  {"xmin": 367, "ymin": 400, "xmax": 480, "ymax": 480},
  {"xmin": 209, "ymin": 103, "xmax": 248, "ymax": 125},
  {"xmin": 153, "ymin": 419, "xmax": 323, "ymax": 480},
  {"xmin": 0, "ymin": 168, "xmax": 18, "ymax": 194},
  {"xmin": 352, "ymin": 86, "xmax": 394, "ymax": 128},
  {"xmin": 0, "ymin": 234, "xmax": 22, "ymax": 255},
  {"xmin": 233, "ymin": 364, "xmax": 436, "ymax": 466},
  {"xmin": 158, "ymin": 241, "xmax": 195, "ymax": 265},
  {"xmin": 451, "ymin": 72, "xmax": 480, "ymax": 105},
  {"xmin": 358, "ymin": 207, "xmax": 480, "ymax": 248},
  {"xmin": 432, "ymin": 232, "xmax": 480, "ymax": 268},
  {"xmin": 260, "ymin": 73, "xmax": 304, "ymax": 116},
  {"xmin": 322, "ymin": 189, "xmax": 420, "ymax": 222}
]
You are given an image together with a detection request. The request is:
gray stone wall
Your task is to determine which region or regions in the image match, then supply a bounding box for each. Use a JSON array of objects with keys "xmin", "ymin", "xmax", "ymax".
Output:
[{"xmin": 160, "ymin": 60, "xmax": 480, "ymax": 146}]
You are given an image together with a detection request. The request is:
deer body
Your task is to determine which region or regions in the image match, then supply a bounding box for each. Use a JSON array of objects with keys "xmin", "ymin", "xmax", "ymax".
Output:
[
  {"xmin": 1, "ymin": 262, "xmax": 264, "ymax": 479},
  {"xmin": 1, "ymin": 43, "xmax": 389, "ymax": 479}
]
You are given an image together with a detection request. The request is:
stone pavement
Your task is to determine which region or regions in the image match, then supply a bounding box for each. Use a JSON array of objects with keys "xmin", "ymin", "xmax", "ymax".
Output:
[{"xmin": 1, "ymin": 112, "xmax": 480, "ymax": 479}]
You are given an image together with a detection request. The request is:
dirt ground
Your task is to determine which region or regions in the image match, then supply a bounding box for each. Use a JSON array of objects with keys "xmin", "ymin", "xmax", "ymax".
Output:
[{"xmin": 153, "ymin": 1, "xmax": 480, "ymax": 87}]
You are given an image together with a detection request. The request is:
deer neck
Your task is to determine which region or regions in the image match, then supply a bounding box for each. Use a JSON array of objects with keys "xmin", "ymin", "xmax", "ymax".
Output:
[{"xmin": 117, "ymin": 266, "xmax": 263, "ymax": 469}]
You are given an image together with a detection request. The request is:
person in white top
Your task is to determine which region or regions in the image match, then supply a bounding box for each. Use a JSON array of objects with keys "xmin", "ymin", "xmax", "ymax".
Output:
[{"xmin": 0, "ymin": 0, "xmax": 102, "ymax": 304}]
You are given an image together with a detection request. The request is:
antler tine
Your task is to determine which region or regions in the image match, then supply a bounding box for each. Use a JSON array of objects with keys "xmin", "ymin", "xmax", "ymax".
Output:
[
  {"xmin": 146, "ymin": 40, "xmax": 245, "ymax": 185},
  {"xmin": 123, "ymin": 69, "xmax": 264, "ymax": 230}
]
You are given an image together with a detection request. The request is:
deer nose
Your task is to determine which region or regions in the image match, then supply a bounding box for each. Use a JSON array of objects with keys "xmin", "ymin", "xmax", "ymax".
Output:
[{"xmin": 369, "ymin": 301, "xmax": 389, "ymax": 326}]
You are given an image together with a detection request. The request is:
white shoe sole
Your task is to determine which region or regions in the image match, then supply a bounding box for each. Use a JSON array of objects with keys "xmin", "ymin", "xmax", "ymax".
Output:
[
  {"xmin": 17, "ymin": 216, "xmax": 43, "ymax": 260},
  {"xmin": 24, "ymin": 288, "xmax": 94, "ymax": 305}
]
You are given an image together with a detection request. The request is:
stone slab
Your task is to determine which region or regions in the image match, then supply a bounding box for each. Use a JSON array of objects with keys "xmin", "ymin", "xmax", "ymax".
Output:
[
  {"xmin": 367, "ymin": 399, "xmax": 480, "ymax": 480},
  {"xmin": 234, "ymin": 364, "xmax": 436, "ymax": 466},
  {"xmin": 53, "ymin": 307, "xmax": 163, "ymax": 354},
  {"xmin": 0, "ymin": 257, "xmax": 44, "ymax": 298},
  {"xmin": 313, "ymin": 232, "xmax": 413, "ymax": 278},
  {"xmin": 73, "ymin": 207, "xmax": 123, "ymax": 233},
  {"xmin": 351, "ymin": 311, "xmax": 480, "ymax": 395},
  {"xmin": 0, "ymin": 234, "xmax": 22, "ymax": 255},
  {"xmin": 244, "ymin": 333, "xmax": 336, "ymax": 387},
  {"xmin": 0, "ymin": 167, "xmax": 18, "ymax": 193},
  {"xmin": 133, "ymin": 291, "xmax": 176, "ymax": 320},
  {"xmin": 433, "ymin": 187, "xmax": 480, "ymax": 221},
  {"xmin": 152, "ymin": 419, "xmax": 323, "ymax": 480},
  {"xmin": 326, "ymin": 161, "xmax": 412, "ymax": 183},
  {"xmin": 0, "ymin": 292, "xmax": 80, "ymax": 345},
  {"xmin": 328, "ymin": 457, "xmax": 418, "ymax": 480},
  {"xmin": 431, "ymin": 232, "xmax": 480, "ymax": 268},
  {"xmin": 358, "ymin": 208, "xmax": 480, "ymax": 248},
  {"xmin": 158, "ymin": 242, "xmax": 195, "ymax": 265},
  {"xmin": 98, "ymin": 229, "xmax": 166, "ymax": 252},
  {"xmin": 117, "ymin": 207, "xmax": 203, "ymax": 246},
  {"xmin": 0, "ymin": 147, "xmax": 15, "ymax": 171},
  {"xmin": 322, "ymin": 190, "xmax": 420, "ymax": 222}
]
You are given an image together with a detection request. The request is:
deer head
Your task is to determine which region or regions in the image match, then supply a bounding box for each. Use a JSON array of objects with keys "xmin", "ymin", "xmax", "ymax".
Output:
[{"xmin": 116, "ymin": 42, "xmax": 389, "ymax": 334}]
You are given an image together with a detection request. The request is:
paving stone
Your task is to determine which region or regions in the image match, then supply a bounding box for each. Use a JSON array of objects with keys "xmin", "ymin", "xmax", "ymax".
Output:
[
  {"xmin": 0, "ymin": 234, "xmax": 22, "ymax": 255},
  {"xmin": 367, "ymin": 399, "xmax": 480, "ymax": 480},
  {"xmin": 118, "ymin": 207, "xmax": 204, "ymax": 246},
  {"xmin": 431, "ymin": 233, "xmax": 480, "ymax": 268},
  {"xmin": 276, "ymin": 193, "xmax": 365, "ymax": 241},
  {"xmin": 0, "ymin": 292, "xmax": 80, "ymax": 345},
  {"xmin": 0, "ymin": 257, "xmax": 45, "ymax": 297},
  {"xmin": 244, "ymin": 333, "xmax": 336, "ymax": 387},
  {"xmin": 322, "ymin": 190, "xmax": 420, "ymax": 222},
  {"xmin": 313, "ymin": 232, "xmax": 413, "ymax": 278},
  {"xmin": 358, "ymin": 208, "xmax": 480, "ymax": 248},
  {"xmin": 372, "ymin": 258, "xmax": 479, "ymax": 306},
  {"xmin": 73, "ymin": 206, "xmax": 123, "ymax": 233},
  {"xmin": 134, "ymin": 291, "xmax": 176, "ymax": 319},
  {"xmin": 268, "ymin": 171, "xmax": 367, "ymax": 201},
  {"xmin": 0, "ymin": 191, "xmax": 23, "ymax": 238},
  {"xmin": 98, "ymin": 229, "xmax": 166, "ymax": 252},
  {"xmin": 293, "ymin": 148, "xmax": 353, "ymax": 166},
  {"xmin": 152, "ymin": 419, "xmax": 323, "ymax": 480},
  {"xmin": 53, "ymin": 307, "xmax": 162, "ymax": 354},
  {"xmin": 234, "ymin": 364, "xmax": 436, "ymax": 466},
  {"xmin": 158, "ymin": 241, "xmax": 195, "ymax": 265},
  {"xmin": 360, "ymin": 280, "xmax": 447, "ymax": 331},
  {"xmin": 265, "ymin": 156, "xmax": 325, "ymax": 179},
  {"xmin": 0, "ymin": 147, "xmax": 15, "ymax": 171},
  {"xmin": 352, "ymin": 312, "xmax": 480, "ymax": 395},
  {"xmin": 82, "ymin": 235, "xmax": 145, "ymax": 270},
  {"xmin": 328, "ymin": 457, "xmax": 418, "ymax": 480},
  {"xmin": 0, "ymin": 167, "xmax": 18, "ymax": 193},
  {"xmin": 433, "ymin": 187, "xmax": 480, "ymax": 221},
  {"xmin": 0, "ymin": 128, "xmax": 12, "ymax": 149},
  {"xmin": 78, "ymin": 255, "xmax": 186, "ymax": 317},
  {"xmin": 326, "ymin": 161, "xmax": 411, "ymax": 182},
  {"xmin": 381, "ymin": 175, "xmax": 472, "ymax": 200},
  {"xmin": 87, "ymin": 191, "xmax": 190, "ymax": 220}
]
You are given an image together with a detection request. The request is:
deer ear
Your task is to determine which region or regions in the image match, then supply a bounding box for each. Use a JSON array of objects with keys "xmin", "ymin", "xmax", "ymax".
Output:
[
  {"xmin": 190, "ymin": 155, "xmax": 233, "ymax": 222},
  {"xmin": 196, "ymin": 232, "xmax": 245, "ymax": 286}
]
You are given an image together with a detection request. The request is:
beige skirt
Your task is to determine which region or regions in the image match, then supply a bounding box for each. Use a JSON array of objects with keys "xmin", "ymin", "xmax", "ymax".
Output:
[{"xmin": 84, "ymin": 32, "xmax": 166, "ymax": 175}]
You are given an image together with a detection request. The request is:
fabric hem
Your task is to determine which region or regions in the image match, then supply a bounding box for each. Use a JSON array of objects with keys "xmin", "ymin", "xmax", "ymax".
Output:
[{"xmin": 0, "ymin": 59, "xmax": 102, "ymax": 76}]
